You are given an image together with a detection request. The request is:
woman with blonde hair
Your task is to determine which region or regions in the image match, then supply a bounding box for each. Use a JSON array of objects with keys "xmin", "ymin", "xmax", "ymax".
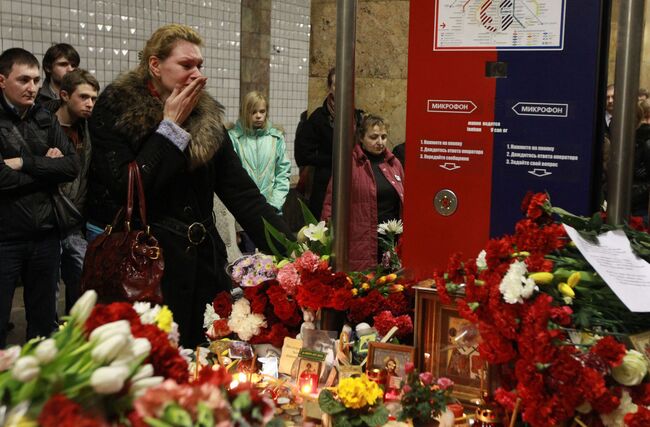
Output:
[
  {"xmin": 86, "ymin": 25, "xmax": 290, "ymax": 346},
  {"xmin": 228, "ymin": 91, "xmax": 291, "ymax": 251}
]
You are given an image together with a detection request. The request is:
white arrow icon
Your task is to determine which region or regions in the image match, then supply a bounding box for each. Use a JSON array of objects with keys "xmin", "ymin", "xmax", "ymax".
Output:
[
  {"xmin": 528, "ymin": 168, "xmax": 552, "ymax": 177},
  {"xmin": 440, "ymin": 163, "xmax": 461, "ymax": 171}
]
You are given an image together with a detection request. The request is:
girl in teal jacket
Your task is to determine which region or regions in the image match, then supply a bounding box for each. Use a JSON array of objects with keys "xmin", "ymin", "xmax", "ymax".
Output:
[{"xmin": 228, "ymin": 91, "xmax": 291, "ymax": 212}]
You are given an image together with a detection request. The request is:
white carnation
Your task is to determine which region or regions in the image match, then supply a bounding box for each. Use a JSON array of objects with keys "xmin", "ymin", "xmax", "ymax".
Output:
[
  {"xmin": 203, "ymin": 303, "xmax": 221, "ymax": 329},
  {"xmin": 476, "ymin": 250, "xmax": 487, "ymax": 270},
  {"xmin": 499, "ymin": 260, "xmax": 537, "ymax": 304},
  {"xmin": 227, "ymin": 298, "xmax": 266, "ymax": 341}
]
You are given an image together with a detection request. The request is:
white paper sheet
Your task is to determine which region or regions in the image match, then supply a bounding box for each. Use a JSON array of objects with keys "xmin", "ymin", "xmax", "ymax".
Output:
[{"xmin": 563, "ymin": 224, "xmax": 650, "ymax": 312}]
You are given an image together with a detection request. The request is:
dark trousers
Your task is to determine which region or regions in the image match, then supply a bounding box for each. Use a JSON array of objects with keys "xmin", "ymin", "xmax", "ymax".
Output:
[{"xmin": 0, "ymin": 234, "xmax": 60, "ymax": 348}]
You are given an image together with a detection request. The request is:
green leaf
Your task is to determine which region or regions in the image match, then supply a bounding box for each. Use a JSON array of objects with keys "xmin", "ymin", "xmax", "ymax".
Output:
[
  {"xmin": 195, "ymin": 402, "xmax": 215, "ymax": 427},
  {"xmin": 359, "ymin": 405, "xmax": 389, "ymax": 427},
  {"xmin": 144, "ymin": 417, "xmax": 174, "ymax": 427},
  {"xmin": 262, "ymin": 218, "xmax": 289, "ymax": 258},
  {"xmin": 266, "ymin": 418, "xmax": 286, "ymax": 427},
  {"xmin": 332, "ymin": 415, "xmax": 354, "ymax": 427},
  {"xmin": 299, "ymin": 198, "xmax": 318, "ymax": 225},
  {"xmin": 162, "ymin": 403, "xmax": 193, "ymax": 427},
  {"xmin": 319, "ymin": 390, "xmax": 346, "ymax": 415},
  {"xmin": 232, "ymin": 391, "xmax": 253, "ymax": 411}
]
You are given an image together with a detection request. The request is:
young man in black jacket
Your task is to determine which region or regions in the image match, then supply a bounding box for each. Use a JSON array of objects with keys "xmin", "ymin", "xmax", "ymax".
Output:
[
  {"xmin": 47, "ymin": 69, "xmax": 99, "ymax": 313},
  {"xmin": 0, "ymin": 48, "xmax": 80, "ymax": 347}
]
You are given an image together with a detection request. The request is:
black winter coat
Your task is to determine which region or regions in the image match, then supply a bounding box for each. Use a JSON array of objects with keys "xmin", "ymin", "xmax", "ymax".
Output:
[
  {"xmin": 294, "ymin": 99, "xmax": 363, "ymax": 219},
  {"xmin": 87, "ymin": 71, "xmax": 292, "ymax": 347},
  {"xmin": 0, "ymin": 99, "xmax": 79, "ymax": 240},
  {"xmin": 632, "ymin": 124, "xmax": 650, "ymax": 214}
]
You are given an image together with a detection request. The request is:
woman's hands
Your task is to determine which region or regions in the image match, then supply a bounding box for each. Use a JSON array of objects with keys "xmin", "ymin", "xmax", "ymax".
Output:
[{"xmin": 163, "ymin": 76, "xmax": 207, "ymax": 125}]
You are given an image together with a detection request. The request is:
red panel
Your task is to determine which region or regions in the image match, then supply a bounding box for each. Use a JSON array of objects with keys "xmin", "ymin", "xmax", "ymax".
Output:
[{"xmin": 403, "ymin": 0, "xmax": 497, "ymax": 278}]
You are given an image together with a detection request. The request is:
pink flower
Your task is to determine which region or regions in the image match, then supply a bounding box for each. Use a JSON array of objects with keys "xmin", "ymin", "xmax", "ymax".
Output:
[
  {"xmin": 277, "ymin": 263, "xmax": 300, "ymax": 296},
  {"xmin": 294, "ymin": 251, "xmax": 321, "ymax": 273},
  {"xmin": 405, "ymin": 362, "xmax": 415, "ymax": 374},
  {"xmin": 0, "ymin": 346, "xmax": 20, "ymax": 371},
  {"xmin": 419, "ymin": 372, "xmax": 434, "ymax": 385},
  {"xmin": 403, "ymin": 384, "xmax": 412, "ymax": 393},
  {"xmin": 437, "ymin": 377, "xmax": 454, "ymax": 390}
]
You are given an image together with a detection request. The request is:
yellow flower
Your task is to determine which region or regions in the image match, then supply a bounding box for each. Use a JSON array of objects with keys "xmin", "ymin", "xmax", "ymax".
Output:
[
  {"xmin": 351, "ymin": 289, "xmax": 359, "ymax": 296},
  {"xmin": 361, "ymin": 282, "xmax": 370, "ymax": 290},
  {"xmin": 376, "ymin": 276, "xmax": 387, "ymax": 285},
  {"xmin": 529, "ymin": 272, "xmax": 554, "ymax": 285},
  {"xmin": 567, "ymin": 272, "xmax": 581, "ymax": 288},
  {"xmin": 336, "ymin": 375, "xmax": 383, "ymax": 409},
  {"xmin": 155, "ymin": 305, "xmax": 174, "ymax": 333},
  {"xmin": 558, "ymin": 282, "xmax": 575, "ymax": 298},
  {"xmin": 385, "ymin": 273, "xmax": 397, "ymax": 283}
]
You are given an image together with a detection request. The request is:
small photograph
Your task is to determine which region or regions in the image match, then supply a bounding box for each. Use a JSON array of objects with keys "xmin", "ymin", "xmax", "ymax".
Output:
[
  {"xmin": 296, "ymin": 358, "xmax": 321, "ymax": 393},
  {"xmin": 228, "ymin": 341, "xmax": 254, "ymax": 359}
]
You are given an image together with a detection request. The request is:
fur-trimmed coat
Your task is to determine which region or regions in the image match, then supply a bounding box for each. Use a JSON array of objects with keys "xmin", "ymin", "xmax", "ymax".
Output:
[{"xmin": 87, "ymin": 71, "xmax": 292, "ymax": 346}]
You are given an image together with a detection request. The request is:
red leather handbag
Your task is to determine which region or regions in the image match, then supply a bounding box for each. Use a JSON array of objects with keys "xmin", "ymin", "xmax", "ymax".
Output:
[{"xmin": 81, "ymin": 162, "xmax": 164, "ymax": 304}]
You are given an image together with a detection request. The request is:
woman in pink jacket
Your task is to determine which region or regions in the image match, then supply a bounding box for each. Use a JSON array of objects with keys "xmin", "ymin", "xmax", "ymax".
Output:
[{"xmin": 322, "ymin": 115, "xmax": 404, "ymax": 271}]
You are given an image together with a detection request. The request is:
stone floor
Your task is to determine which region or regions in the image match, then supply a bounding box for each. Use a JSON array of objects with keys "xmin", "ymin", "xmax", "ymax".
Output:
[{"xmin": 6, "ymin": 284, "xmax": 66, "ymax": 347}]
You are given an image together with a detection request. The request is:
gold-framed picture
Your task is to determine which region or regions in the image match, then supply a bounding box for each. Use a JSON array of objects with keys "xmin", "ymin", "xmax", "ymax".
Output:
[
  {"xmin": 414, "ymin": 287, "xmax": 491, "ymax": 406},
  {"xmin": 366, "ymin": 342, "xmax": 415, "ymax": 390}
]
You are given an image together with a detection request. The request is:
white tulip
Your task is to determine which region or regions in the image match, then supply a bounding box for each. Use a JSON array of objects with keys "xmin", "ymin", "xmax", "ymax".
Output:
[
  {"xmin": 89, "ymin": 320, "xmax": 131, "ymax": 342},
  {"xmin": 34, "ymin": 339, "xmax": 58, "ymax": 364},
  {"xmin": 131, "ymin": 338, "xmax": 152, "ymax": 360},
  {"xmin": 612, "ymin": 350, "xmax": 648, "ymax": 386},
  {"xmin": 131, "ymin": 364, "xmax": 154, "ymax": 382},
  {"xmin": 70, "ymin": 290, "xmax": 97, "ymax": 323},
  {"xmin": 11, "ymin": 356, "xmax": 40, "ymax": 382},
  {"xmin": 91, "ymin": 334, "xmax": 129, "ymax": 364},
  {"xmin": 90, "ymin": 365, "xmax": 130, "ymax": 394},
  {"xmin": 130, "ymin": 376, "xmax": 164, "ymax": 396}
]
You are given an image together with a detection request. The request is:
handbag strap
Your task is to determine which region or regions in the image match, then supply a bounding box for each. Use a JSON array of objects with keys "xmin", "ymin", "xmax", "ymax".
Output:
[{"xmin": 123, "ymin": 162, "xmax": 148, "ymax": 232}]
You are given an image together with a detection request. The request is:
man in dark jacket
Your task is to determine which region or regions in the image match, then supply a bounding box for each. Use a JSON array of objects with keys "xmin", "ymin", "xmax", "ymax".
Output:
[
  {"xmin": 47, "ymin": 69, "xmax": 99, "ymax": 313},
  {"xmin": 87, "ymin": 25, "xmax": 292, "ymax": 347},
  {"xmin": 36, "ymin": 43, "xmax": 80, "ymax": 105},
  {"xmin": 0, "ymin": 48, "xmax": 80, "ymax": 347},
  {"xmin": 294, "ymin": 67, "xmax": 363, "ymax": 219}
]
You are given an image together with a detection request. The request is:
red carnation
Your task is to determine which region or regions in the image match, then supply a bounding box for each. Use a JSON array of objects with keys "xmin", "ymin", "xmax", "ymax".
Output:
[
  {"xmin": 131, "ymin": 322, "xmax": 189, "ymax": 383},
  {"xmin": 212, "ymin": 291, "xmax": 233, "ymax": 318},
  {"xmin": 628, "ymin": 216, "xmax": 648, "ymax": 232},
  {"xmin": 84, "ymin": 302, "xmax": 139, "ymax": 334},
  {"xmin": 630, "ymin": 383, "xmax": 650, "ymax": 406},
  {"xmin": 525, "ymin": 192, "xmax": 549, "ymax": 220},
  {"xmin": 266, "ymin": 284, "xmax": 302, "ymax": 325},
  {"xmin": 39, "ymin": 394, "xmax": 106, "ymax": 427},
  {"xmin": 249, "ymin": 323, "xmax": 293, "ymax": 348},
  {"xmin": 494, "ymin": 387, "xmax": 518, "ymax": 412},
  {"xmin": 590, "ymin": 336, "xmax": 627, "ymax": 368},
  {"xmin": 625, "ymin": 405, "xmax": 650, "ymax": 427},
  {"xmin": 372, "ymin": 310, "xmax": 413, "ymax": 339}
]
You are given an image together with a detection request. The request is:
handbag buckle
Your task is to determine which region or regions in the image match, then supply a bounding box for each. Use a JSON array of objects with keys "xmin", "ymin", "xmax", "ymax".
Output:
[
  {"xmin": 187, "ymin": 222, "xmax": 207, "ymax": 245},
  {"xmin": 149, "ymin": 246, "xmax": 161, "ymax": 260}
]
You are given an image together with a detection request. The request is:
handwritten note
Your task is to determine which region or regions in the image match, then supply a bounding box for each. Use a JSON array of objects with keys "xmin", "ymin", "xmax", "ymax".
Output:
[{"xmin": 564, "ymin": 224, "xmax": 650, "ymax": 312}]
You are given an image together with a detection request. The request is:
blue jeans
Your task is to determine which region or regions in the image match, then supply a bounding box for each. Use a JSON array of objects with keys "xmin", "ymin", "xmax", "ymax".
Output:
[
  {"xmin": 60, "ymin": 231, "xmax": 88, "ymax": 313},
  {"xmin": 0, "ymin": 234, "xmax": 60, "ymax": 348}
]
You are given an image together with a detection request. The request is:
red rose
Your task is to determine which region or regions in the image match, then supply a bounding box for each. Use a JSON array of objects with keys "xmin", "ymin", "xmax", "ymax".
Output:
[{"xmin": 84, "ymin": 302, "xmax": 139, "ymax": 334}]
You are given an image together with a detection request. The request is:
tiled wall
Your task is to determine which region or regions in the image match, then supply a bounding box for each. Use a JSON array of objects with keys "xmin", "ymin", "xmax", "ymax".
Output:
[
  {"xmin": 0, "ymin": 0, "xmax": 242, "ymax": 122},
  {"xmin": 270, "ymin": 0, "xmax": 310, "ymax": 176}
]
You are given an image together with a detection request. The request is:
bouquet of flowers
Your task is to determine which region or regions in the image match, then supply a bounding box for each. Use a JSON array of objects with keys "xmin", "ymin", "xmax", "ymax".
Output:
[
  {"xmin": 129, "ymin": 367, "xmax": 279, "ymax": 427},
  {"xmin": 398, "ymin": 362, "xmax": 454, "ymax": 425},
  {"xmin": 377, "ymin": 219, "xmax": 403, "ymax": 272},
  {"xmin": 228, "ymin": 253, "xmax": 278, "ymax": 288},
  {"xmin": 0, "ymin": 291, "xmax": 187, "ymax": 426},
  {"xmin": 319, "ymin": 374, "xmax": 389, "ymax": 427},
  {"xmin": 264, "ymin": 199, "xmax": 332, "ymax": 263},
  {"xmin": 436, "ymin": 193, "xmax": 650, "ymax": 427}
]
